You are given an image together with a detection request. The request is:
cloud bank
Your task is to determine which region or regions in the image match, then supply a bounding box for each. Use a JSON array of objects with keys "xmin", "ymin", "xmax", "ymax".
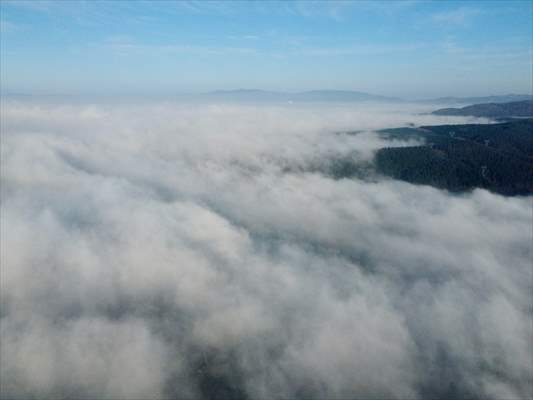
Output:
[{"xmin": 1, "ymin": 100, "xmax": 531, "ymax": 399}]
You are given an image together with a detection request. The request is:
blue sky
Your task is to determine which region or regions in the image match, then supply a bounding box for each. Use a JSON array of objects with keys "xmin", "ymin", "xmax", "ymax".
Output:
[{"xmin": 1, "ymin": 0, "xmax": 531, "ymax": 98}]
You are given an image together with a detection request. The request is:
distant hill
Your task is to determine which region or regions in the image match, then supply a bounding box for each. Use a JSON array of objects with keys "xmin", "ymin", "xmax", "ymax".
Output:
[
  {"xmin": 4, "ymin": 89, "xmax": 532, "ymax": 106},
  {"xmin": 203, "ymin": 89, "xmax": 400, "ymax": 103},
  {"xmin": 295, "ymin": 90, "xmax": 400, "ymax": 102},
  {"xmin": 200, "ymin": 91, "xmax": 533, "ymax": 105},
  {"xmin": 420, "ymin": 94, "xmax": 533, "ymax": 105},
  {"xmin": 373, "ymin": 119, "xmax": 533, "ymax": 195},
  {"xmin": 431, "ymin": 100, "xmax": 533, "ymax": 118}
]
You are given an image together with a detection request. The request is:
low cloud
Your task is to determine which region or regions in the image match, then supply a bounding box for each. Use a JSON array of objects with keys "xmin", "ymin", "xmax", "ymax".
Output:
[{"xmin": 1, "ymin": 100, "xmax": 531, "ymax": 399}]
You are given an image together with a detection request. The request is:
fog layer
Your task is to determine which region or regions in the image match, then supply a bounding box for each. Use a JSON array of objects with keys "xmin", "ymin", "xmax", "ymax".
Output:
[{"xmin": 1, "ymin": 100, "xmax": 531, "ymax": 399}]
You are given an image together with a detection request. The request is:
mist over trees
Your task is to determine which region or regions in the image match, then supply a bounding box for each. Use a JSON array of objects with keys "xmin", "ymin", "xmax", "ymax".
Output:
[
  {"xmin": 375, "ymin": 119, "xmax": 533, "ymax": 195},
  {"xmin": 1, "ymin": 100, "xmax": 531, "ymax": 399}
]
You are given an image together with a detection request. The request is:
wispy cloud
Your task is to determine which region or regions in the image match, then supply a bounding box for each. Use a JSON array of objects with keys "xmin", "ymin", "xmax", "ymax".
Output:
[
  {"xmin": 441, "ymin": 36, "xmax": 532, "ymax": 62},
  {"xmin": 97, "ymin": 36, "xmax": 424, "ymax": 60},
  {"xmin": 0, "ymin": 19, "xmax": 24, "ymax": 34},
  {"xmin": 2, "ymin": 0, "xmax": 54, "ymax": 13},
  {"xmin": 432, "ymin": 7, "xmax": 482, "ymax": 26},
  {"xmin": 97, "ymin": 37, "xmax": 257, "ymax": 57},
  {"xmin": 291, "ymin": 1, "xmax": 354, "ymax": 21},
  {"xmin": 227, "ymin": 34, "xmax": 260, "ymax": 41},
  {"xmin": 2, "ymin": 0, "xmax": 157, "ymax": 28},
  {"xmin": 286, "ymin": 0, "xmax": 422, "ymax": 20},
  {"xmin": 295, "ymin": 42, "xmax": 425, "ymax": 57}
]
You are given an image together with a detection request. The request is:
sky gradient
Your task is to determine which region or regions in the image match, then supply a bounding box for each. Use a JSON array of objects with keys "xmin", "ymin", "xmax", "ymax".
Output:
[{"xmin": 1, "ymin": 0, "xmax": 532, "ymax": 98}]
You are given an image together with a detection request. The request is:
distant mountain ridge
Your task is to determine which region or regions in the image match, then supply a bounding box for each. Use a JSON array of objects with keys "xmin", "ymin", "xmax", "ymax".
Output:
[
  {"xmin": 431, "ymin": 100, "xmax": 533, "ymax": 118},
  {"xmin": 2, "ymin": 89, "xmax": 532, "ymax": 105},
  {"xmin": 204, "ymin": 91, "xmax": 532, "ymax": 105},
  {"xmin": 420, "ymin": 94, "xmax": 533, "ymax": 105},
  {"xmin": 203, "ymin": 89, "xmax": 400, "ymax": 102}
]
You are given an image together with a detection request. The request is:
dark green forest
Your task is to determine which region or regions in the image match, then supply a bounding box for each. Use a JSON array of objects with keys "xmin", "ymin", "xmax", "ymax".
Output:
[
  {"xmin": 431, "ymin": 100, "xmax": 533, "ymax": 118},
  {"xmin": 374, "ymin": 119, "xmax": 533, "ymax": 195}
]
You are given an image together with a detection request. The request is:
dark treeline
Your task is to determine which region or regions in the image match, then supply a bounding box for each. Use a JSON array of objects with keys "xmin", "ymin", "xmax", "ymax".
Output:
[
  {"xmin": 374, "ymin": 119, "xmax": 533, "ymax": 195},
  {"xmin": 431, "ymin": 100, "xmax": 533, "ymax": 118}
]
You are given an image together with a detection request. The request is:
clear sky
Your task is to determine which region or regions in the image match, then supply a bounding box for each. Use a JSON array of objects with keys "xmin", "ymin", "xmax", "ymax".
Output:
[{"xmin": 1, "ymin": 0, "xmax": 531, "ymax": 98}]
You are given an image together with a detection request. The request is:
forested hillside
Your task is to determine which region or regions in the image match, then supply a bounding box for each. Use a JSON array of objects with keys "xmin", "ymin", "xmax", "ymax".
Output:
[
  {"xmin": 431, "ymin": 100, "xmax": 533, "ymax": 118},
  {"xmin": 374, "ymin": 119, "xmax": 533, "ymax": 195}
]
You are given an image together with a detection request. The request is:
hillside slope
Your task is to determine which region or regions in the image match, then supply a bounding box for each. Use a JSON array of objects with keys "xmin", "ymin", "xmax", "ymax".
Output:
[
  {"xmin": 374, "ymin": 119, "xmax": 533, "ymax": 195},
  {"xmin": 431, "ymin": 100, "xmax": 533, "ymax": 118}
]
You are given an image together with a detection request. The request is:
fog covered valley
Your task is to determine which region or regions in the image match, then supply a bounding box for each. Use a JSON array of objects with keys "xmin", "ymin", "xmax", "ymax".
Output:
[{"xmin": 1, "ymin": 99, "xmax": 532, "ymax": 399}]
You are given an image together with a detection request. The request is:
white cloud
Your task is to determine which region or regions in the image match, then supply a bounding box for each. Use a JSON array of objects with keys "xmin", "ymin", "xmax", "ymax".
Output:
[{"xmin": 1, "ymin": 99, "xmax": 531, "ymax": 399}]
